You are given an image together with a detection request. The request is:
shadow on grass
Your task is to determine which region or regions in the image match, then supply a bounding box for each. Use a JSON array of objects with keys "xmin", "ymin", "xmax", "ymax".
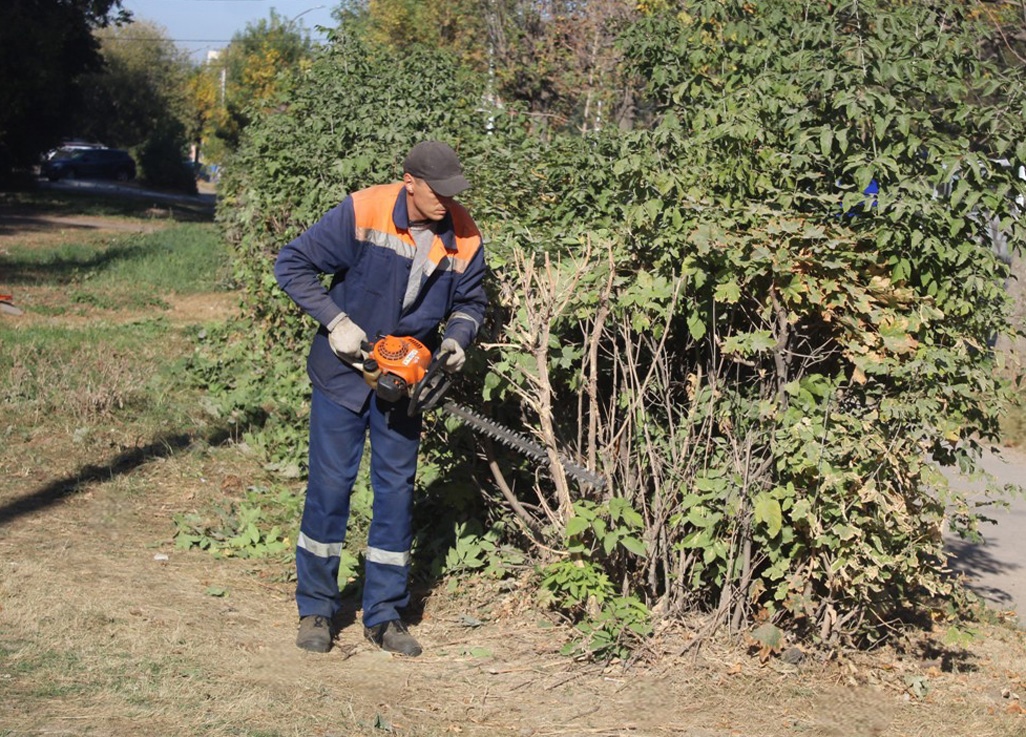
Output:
[
  {"xmin": 0, "ymin": 426, "xmax": 234, "ymax": 528},
  {"xmin": 914, "ymin": 637, "xmax": 980, "ymax": 673}
]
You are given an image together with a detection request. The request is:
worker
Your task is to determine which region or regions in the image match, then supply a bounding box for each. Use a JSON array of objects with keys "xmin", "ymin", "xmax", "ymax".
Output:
[{"xmin": 274, "ymin": 141, "xmax": 488, "ymax": 656}]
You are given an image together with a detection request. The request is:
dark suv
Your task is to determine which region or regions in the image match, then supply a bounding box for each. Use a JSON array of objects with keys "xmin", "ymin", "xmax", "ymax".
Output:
[{"xmin": 42, "ymin": 147, "xmax": 137, "ymax": 182}]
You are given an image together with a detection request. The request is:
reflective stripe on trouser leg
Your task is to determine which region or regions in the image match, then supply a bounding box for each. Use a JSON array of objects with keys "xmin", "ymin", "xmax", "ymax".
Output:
[
  {"xmin": 362, "ymin": 396, "xmax": 421, "ymax": 628},
  {"xmin": 295, "ymin": 387, "xmax": 368, "ymax": 619}
]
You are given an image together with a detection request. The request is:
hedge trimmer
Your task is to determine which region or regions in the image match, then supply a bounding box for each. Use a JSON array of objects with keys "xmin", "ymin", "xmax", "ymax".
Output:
[{"xmin": 355, "ymin": 335, "xmax": 604, "ymax": 488}]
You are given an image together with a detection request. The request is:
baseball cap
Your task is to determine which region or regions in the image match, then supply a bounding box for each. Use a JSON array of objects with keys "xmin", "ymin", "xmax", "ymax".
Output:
[{"xmin": 403, "ymin": 141, "xmax": 470, "ymax": 197}]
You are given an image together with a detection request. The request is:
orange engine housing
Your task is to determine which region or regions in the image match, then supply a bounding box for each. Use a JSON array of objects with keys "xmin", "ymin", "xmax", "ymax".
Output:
[{"xmin": 368, "ymin": 335, "xmax": 432, "ymax": 388}]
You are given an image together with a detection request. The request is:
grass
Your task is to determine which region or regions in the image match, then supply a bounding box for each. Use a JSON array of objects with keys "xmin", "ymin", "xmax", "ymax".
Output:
[
  {"xmin": 999, "ymin": 394, "xmax": 1026, "ymax": 448},
  {"xmin": 1, "ymin": 324, "xmax": 173, "ymax": 424},
  {"xmin": 3, "ymin": 223, "xmax": 230, "ymax": 300},
  {"xmin": 0, "ymin": 194, "xmax": 260, "ymax": 734},
  {"xmin": 1, "ymin": 214, "xmax": 230, "ymax": 439}
]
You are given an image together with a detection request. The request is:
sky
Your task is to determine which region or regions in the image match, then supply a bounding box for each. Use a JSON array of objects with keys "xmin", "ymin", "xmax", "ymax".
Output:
[{"xmin": 119, "ymin": 0, "xmax": 341, "ymax": 61}]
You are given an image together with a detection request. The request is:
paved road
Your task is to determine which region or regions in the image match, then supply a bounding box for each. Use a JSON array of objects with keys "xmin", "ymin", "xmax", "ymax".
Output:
[
  {"xmin": 945, "ymin": 446, "xmax": 1026, "ymax": 625},
  {"xmin": 36, "ymin": 176, "xmax": 216, "ymax": 210}
]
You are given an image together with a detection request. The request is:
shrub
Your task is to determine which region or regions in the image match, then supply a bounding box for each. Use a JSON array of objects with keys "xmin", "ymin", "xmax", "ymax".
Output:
[
  {"xmin": 203, "ymin": 2, "xmax": 1026, "ymax": 654},
  {"xmin": 137, "ymin": 118, "xmax": 198, "ymax": 194}
]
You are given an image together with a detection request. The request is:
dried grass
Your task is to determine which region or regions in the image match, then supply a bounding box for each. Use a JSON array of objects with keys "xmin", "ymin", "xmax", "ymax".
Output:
[
  {"xmin": 4, "ymin": 470, "xmax": 1026, "ymax": 737},
  {"xmin": 2, "ymin": 342, "xmax": 150, "ymax": 424}
]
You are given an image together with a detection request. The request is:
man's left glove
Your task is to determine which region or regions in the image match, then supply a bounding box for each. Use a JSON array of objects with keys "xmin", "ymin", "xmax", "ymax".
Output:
[{"xmin": 440, "ymin": 338, "xmax": 465, "ymax": 373}]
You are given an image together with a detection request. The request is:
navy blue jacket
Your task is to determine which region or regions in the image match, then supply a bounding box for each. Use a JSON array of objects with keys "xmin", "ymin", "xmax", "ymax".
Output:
[{"xmin": 275, "ymin": 183, "xmax": 487, "ymax": 411}]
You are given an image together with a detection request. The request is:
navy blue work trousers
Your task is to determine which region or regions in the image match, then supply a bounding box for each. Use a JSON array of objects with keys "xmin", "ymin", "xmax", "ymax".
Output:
[{"xmin": 295, "ymin": 386, "xmax": 421, "ymax": 627}]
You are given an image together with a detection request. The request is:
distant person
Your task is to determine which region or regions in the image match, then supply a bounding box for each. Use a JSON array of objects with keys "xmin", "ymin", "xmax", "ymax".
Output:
[{"xmin": 274, "ymin": 141, "xmax": 488, "ymax": 656}]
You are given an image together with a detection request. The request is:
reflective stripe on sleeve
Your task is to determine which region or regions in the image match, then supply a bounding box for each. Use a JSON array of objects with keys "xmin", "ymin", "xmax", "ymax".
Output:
[
  {"xmin": 366, "ymin": 546, "xmax": 411, "ymax": 567},
  {"xmin": 447, "ymin": 311, "xmax": 480, "ymax": 331},
  {"xmin": 297, "ymin": 531, "xmax": 343, "ymax": 559}
]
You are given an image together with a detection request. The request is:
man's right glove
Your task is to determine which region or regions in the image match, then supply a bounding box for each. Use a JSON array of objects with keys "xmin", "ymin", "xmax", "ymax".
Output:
[{"xmin": 327, "ymin": 314, "xmax": 367, "ymax": 364}]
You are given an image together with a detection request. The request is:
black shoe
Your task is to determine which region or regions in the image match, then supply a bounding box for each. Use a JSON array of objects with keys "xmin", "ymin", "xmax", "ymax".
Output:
[
  {"xmin": 296, "ymin": 614, "xmax": 333, "ymax": 653},
  {"xmin": 364, "ymin": 620, "xmax": 422, "ymax": 656}
]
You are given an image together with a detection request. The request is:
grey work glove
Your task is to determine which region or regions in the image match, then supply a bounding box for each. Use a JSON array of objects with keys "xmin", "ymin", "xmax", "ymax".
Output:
[
  {"xmin": 440, "ymin": 338, "xmax": 465, "ymax": 373},
  {"xmin": 328, "ymin": 314, "xmax": 367, "ymax": 364}
]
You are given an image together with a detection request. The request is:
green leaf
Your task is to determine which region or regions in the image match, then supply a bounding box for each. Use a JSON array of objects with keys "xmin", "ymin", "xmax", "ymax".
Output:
[
  {"xmin": 751, "ymin": 622, "xmax": 785, "ymax": 652},
  {"xmin": 603, "ymin": 533, "xmax": 617, "ymax": 556},
  {"xmin": 721, "ymin": 330, "xmax": 776, "ymax": 356},
  {"xmin": 565, "ymin": 516, "xmax": 590, "ymax": 538},
  {"xmin": 714, "ymin": 279, "xmax": 742, "ymax": 303},
  {"xmin": 753, "ymin": 493, "xmax": 783, "ymax": 538},
  {"xmin": 619, "ymin": 536, "xmax": 648, "ymax": 557},
  {"xmin": 687, "ymin": 312, "xmax": 707, "ymax": 341}
]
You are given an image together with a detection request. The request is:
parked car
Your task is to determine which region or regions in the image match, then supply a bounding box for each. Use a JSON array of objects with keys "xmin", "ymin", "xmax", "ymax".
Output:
[
  {"xmin": 43, "ymin": 140, "xmax": 105, "ymax": 160},
  {"xmin": 41, "ymin": 147, "xmax": 136, "ymax": 182}
]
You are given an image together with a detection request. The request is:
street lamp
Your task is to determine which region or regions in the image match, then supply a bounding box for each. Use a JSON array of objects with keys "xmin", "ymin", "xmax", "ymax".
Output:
[{"xmin": 286, "ymin": 5, "xmax": 326, "ymax": 31}]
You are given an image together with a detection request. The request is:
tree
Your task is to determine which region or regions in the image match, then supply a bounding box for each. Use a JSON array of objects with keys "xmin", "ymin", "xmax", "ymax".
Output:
[
  {"xmin": 77, "ymin": 21, "xmax": 192, "ymax": 149},
  {"xmin": 352, "ymin": 0, "xmax": 639, "ymax": 133},
  {"xmin": 0, "ymin": 0, "xmax": 129, "ymax": 178},
  {"xmin": 974, "ymin": 0, "xmax": 1026, "ymax": 69},
  {"xmin": 213, "ymin": 10, "xmax": 315, "ymax": 150},
  {"xmin": 483, "ymin": 0, "xmax": 638, "ymax": 131},
  {"xmin": 185, "ymin": 62, "xmax": 226, "ymax": 165},
  {"xmin": 68, "ymin": 21, "xmax": 197, "ymax": 192}
]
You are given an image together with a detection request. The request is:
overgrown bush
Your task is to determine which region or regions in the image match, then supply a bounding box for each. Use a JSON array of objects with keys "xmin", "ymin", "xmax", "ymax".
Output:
[
  {"xmin": 488, "ymin": 0, "xmax": 1026, "ymax": 645},
  {"xmin": 199, "ymin": 1, "xmax": 1026, "ymax": 657}
]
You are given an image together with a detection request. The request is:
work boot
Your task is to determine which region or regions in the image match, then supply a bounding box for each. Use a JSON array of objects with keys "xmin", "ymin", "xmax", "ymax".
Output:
[
  {"xmin": 364, "ymin": 620, "xmax": 422, "ymax": 656},
  {"xmin": 296, "ymin": 614, "xmax": 333, "ymax": 653}
]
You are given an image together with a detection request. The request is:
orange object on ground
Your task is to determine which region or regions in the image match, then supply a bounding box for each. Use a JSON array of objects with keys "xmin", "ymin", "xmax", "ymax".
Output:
[{"xmin": 0, "ymin": 292, "xmax": 22, "ymax": 316}]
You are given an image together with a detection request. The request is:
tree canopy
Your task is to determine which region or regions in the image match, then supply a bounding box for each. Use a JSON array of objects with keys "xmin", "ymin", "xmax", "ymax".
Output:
[
  {"xmin": 211, "ymin": 10, "xmax": 315, "ymax": 151},
  {"xmin": 0, "ymin": 0, "xmax": 129, "ymax": 177},
  {"xmin": 77, "ymin": 21, "xmax": 192, "ymax": 150}
]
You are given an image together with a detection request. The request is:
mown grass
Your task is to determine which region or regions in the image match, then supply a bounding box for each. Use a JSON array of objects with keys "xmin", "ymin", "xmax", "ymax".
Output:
[
  {"xmin": 2, "ymin": 222, "xmax": 229, "ymax": 304},
  {"xmin": 1, "ymin": 320, "xmax": 183, "ymax": 426},
  {"xmin": 0, "ymin": 203, "xmax": 245, "ymax": 736},
  {"xmin": 998, "ymin": 382, "xmax": 1026, "ymax": 448}
]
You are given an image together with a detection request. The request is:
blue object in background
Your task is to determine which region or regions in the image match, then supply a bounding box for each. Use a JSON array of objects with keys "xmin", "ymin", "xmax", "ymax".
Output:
[{"xmin": 839, "ymin": 178, "xmax": 878, "ymax": 217}]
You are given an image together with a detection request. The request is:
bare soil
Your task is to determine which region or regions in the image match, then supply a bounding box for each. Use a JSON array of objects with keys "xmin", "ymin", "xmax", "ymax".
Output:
[{"xmin": 2, "ymin": 210, "xmax": 1026, "ymax": 737}]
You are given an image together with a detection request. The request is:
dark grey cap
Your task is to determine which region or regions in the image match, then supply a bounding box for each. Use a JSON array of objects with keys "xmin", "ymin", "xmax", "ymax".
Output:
[{"xmin": 403, "ymin": 141, "xmax": 470, "ymax": 197}]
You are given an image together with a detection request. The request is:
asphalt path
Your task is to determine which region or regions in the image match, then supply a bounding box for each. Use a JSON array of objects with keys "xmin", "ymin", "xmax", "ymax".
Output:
[
  {"xmin": 945, "ymin": 446, "xmax": 1026, "ymax": 625},
  {"xmin": 35, "ymin": 176, "xmax": 216, "ymax": 210}
]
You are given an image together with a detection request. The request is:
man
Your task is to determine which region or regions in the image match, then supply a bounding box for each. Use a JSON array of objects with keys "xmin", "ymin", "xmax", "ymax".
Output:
[{"xmin": 274, "ymin": 141, "xmax": 488, "ymax": 656}]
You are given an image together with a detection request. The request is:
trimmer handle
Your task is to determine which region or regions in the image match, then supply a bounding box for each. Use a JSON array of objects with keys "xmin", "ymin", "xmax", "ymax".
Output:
[{"xmin": 408, "ymin": 345, "xmax": 454, "ymax": 416}]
